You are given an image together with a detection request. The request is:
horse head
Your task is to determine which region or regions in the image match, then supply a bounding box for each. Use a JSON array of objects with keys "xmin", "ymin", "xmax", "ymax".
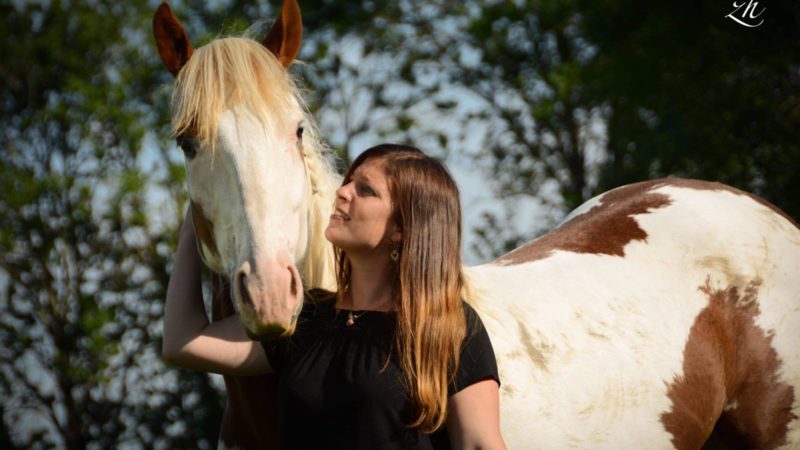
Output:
[{"xmin": 153, "ymin": 0, "xmax": 337, "ymax": 339}]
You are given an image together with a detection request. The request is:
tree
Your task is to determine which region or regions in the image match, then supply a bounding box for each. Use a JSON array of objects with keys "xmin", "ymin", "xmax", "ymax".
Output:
[
  {"xmin": 0, "ymin": 1, "xmax": 223, "ymax": 448},
  {"xmin": 581, "ymin": 0, "xmax": 800, "ymax": 218}
]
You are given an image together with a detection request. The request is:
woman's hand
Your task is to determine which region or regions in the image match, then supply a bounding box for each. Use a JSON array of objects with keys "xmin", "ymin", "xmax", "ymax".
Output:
[{"xmin": 162, "ymin": 205, "xmax": 272, "ymax": 376}]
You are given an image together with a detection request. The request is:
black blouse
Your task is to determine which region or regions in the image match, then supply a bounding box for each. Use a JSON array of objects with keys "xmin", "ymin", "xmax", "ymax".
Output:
[{"xmin": 261, "ymin": 290, "xmax": 500, "ymax": 450}]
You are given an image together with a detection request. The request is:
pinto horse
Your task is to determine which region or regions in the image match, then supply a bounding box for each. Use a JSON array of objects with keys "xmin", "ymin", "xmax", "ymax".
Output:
[{"xmin": 153, "ymin": 1, "xmax": 800, "ymax": 448}]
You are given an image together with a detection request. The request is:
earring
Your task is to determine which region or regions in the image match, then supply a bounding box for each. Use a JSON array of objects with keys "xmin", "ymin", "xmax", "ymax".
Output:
[{"xmin": 391, "ymin": 245, "xmax": 400, "ymax": 262}]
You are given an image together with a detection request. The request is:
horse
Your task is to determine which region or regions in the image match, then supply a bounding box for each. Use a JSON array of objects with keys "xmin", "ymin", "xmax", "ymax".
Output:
[{"xmin": 153, "ymin": 1, "xmax": 800, "ymax": 448}]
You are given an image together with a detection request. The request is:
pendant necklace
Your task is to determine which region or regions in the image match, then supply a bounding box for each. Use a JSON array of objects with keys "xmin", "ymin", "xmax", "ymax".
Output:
[{"xmin": 346, "ymin": 310, "xmax": 367, "ymax": 326}]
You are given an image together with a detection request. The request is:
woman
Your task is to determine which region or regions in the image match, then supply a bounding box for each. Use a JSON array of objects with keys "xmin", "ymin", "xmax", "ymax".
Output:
[{"xmin": 164, "ymin": 144, "xmax": 505, "ymax": 449}]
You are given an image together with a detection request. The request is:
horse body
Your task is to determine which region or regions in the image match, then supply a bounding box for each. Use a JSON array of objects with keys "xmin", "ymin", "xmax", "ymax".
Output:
[
  {"xmin": 468, "ymin": 179, "xmax": 800, "ymax": 448},
  {"xmin": 153, "ymin": 1, "xmax": 800, "ymax": 448}
]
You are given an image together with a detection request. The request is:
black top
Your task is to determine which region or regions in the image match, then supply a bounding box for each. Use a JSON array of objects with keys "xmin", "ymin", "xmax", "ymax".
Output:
[{"xmin": 261, "ymin": 290, "xmax": 500, "ymax": 450}]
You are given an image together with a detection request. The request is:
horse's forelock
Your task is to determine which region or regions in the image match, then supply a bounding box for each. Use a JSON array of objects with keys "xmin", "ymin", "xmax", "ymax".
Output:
[{"xmin": 171, "ymin": 36, "xmax": 299, "ymax": 148}]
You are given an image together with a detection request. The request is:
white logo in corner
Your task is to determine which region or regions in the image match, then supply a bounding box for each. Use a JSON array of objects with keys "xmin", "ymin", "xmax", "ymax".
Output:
[{"xmin": 725, "ymin": 0, "xmax": 766, "ymax": 27}]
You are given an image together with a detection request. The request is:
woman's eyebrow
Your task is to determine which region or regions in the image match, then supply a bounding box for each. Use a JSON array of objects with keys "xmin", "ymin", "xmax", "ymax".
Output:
[{"xmin": 354, "ymin": 172, "xmax": 372, "ymax": 184}]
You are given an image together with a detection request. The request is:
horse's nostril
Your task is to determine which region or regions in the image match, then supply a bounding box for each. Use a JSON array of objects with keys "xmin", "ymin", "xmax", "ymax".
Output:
[
  {"xmin": 238, "ymin": 271, "xmax": 253, "ymax": 307},
  {"xmin": 288, "ymin": 267, "xmax": 297, "ymax": 297}
]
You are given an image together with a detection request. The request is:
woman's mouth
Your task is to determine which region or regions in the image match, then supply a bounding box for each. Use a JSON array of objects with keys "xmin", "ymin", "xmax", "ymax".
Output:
[{"xmin": 331, "ymin": 209, "xmax": 350, "ymax": 221}]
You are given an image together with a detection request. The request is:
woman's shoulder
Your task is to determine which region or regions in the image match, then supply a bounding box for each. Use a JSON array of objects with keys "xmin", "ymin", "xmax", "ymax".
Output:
[
  {"xmin": 461, "ymin": 299, "xmax": 477, "ymax": 315},
  {"xmin": 460, "ymin": 300, "xmax": 484, "ymax": 331},
  {"xmin": 451, "ymin": 300, "xmax": 500, "ymax": 393}
]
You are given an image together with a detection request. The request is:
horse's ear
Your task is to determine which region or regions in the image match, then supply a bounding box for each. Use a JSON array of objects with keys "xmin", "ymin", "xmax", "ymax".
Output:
[
  {"xmin": 153, "ymin": 2, "xmax": 193, "ymax": 77},
  {"xmin": 262, "ymin": 0, "xmax": 303, "ymax": 68}
]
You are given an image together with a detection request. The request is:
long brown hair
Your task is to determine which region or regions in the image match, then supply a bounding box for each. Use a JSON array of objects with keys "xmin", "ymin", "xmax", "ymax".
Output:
[{"xmin": 333, "ymin": 144, "xmax": 467, "ymax": 433}]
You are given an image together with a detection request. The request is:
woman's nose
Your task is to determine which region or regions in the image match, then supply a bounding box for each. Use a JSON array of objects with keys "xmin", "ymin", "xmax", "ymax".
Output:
[{"xmin": 336, "ymin": 182, "xmax": 353, "ymax": 200}]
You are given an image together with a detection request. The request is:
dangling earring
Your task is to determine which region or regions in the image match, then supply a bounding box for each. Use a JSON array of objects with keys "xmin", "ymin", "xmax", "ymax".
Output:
[{"xmin": 391, "ymin": 243, "xmax": 400, "ymax": 262}]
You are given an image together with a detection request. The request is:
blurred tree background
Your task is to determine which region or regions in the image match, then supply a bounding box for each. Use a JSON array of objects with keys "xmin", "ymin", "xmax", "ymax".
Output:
[{"xmin": 1, "ymin": 0, "xmax": 797, "ymax": 448}]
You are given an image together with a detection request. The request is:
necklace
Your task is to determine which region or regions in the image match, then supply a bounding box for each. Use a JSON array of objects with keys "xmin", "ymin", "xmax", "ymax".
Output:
[{"xmin": 346, "ymin": 310, "xmax": 367, "ymax": 326}]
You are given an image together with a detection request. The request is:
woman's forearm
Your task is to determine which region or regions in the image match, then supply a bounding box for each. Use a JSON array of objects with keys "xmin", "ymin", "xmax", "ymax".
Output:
[
  {"xmin": 163, "ymin": 218, "xmax": 210, "ymax": 363},
  {"xmin": 160, "ymin": 212, "xmax": 272, "ymax": 375}
]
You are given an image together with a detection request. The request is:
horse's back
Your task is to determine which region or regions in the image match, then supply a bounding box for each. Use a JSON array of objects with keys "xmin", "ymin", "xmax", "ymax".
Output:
[{"xmin": 467, "ymin": 179, "xmax": 800, "ymax": 449}]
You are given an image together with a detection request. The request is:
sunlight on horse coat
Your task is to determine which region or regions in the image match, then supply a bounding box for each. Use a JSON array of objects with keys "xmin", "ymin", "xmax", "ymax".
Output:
[{"xmin": 468, "ymin": 179, "xmax": 800, "ymax": 448}]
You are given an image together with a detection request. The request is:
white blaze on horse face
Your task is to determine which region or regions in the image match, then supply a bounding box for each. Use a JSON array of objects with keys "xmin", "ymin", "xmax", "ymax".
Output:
[{"xmin": 187, "ymin": 106, "xmax": 308, "ymax": 336}]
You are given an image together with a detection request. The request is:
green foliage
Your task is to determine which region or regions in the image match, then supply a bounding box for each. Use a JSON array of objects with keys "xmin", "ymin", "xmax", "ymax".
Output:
[
  {"xmin": 582, "ymin": 0, "xmax": 800, "ymax": 220},
  {"xmin": 1, "ymin": 1, "xmax": 223, "ymax": 448}
]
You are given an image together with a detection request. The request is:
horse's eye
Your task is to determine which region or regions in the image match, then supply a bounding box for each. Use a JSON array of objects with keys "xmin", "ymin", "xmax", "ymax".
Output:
[
  {"xmin": 176, "ymin": 135, "xmax": 198, "ymax": 159},
  {"xmin": 296, "ymin": 125, "xmax": 304, "ymax": 141}
]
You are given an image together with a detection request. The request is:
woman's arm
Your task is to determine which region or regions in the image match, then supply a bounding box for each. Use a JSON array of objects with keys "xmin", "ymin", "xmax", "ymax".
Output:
[
  {"xmin": 162, "ymin": 209, "xmax": 271, "ymax": 375},
  {"xmin": 446, "ymin": 379, "xmax": 506, "ymax": 450}
]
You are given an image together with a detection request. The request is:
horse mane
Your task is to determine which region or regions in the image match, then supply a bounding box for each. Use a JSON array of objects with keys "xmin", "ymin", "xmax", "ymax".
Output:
[
  {"xmin": 172, "ymin": 36, "xmax": 340, "ymax": 291},
  {"xmin": 301, "ymin": 122, "xmax": 340, "ymax": 291}
]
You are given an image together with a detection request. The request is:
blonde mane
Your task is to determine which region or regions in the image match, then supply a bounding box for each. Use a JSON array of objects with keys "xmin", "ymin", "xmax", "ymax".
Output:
[
  {"xmin": 301, "ymin": 123, "xmax": 340, "ymax": 291},
  {"xmin": 172, "ymin": 36, "xmax": 339, "ymax": 291}
]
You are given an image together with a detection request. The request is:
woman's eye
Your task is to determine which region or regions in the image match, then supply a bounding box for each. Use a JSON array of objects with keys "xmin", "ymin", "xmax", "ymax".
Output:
[
  {"xmin": 357, "ymin": 184, "xmax": 375, "ymax": 196},
  {"xmin": 176, "ymin": 136, "xmax": 197, "ymax": 159}
]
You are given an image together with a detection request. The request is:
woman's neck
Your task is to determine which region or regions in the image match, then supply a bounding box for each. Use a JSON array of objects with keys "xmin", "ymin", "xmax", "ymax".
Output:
[{"xmin": 342, "ymin": 255, "xmax": 396, "ymax": 311}]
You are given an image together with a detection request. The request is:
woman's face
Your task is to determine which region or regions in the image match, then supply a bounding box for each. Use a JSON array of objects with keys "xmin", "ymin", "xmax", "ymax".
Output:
[{"xmin": 325, "ymin": 157, "xmax": 399, "ymax": 257}]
